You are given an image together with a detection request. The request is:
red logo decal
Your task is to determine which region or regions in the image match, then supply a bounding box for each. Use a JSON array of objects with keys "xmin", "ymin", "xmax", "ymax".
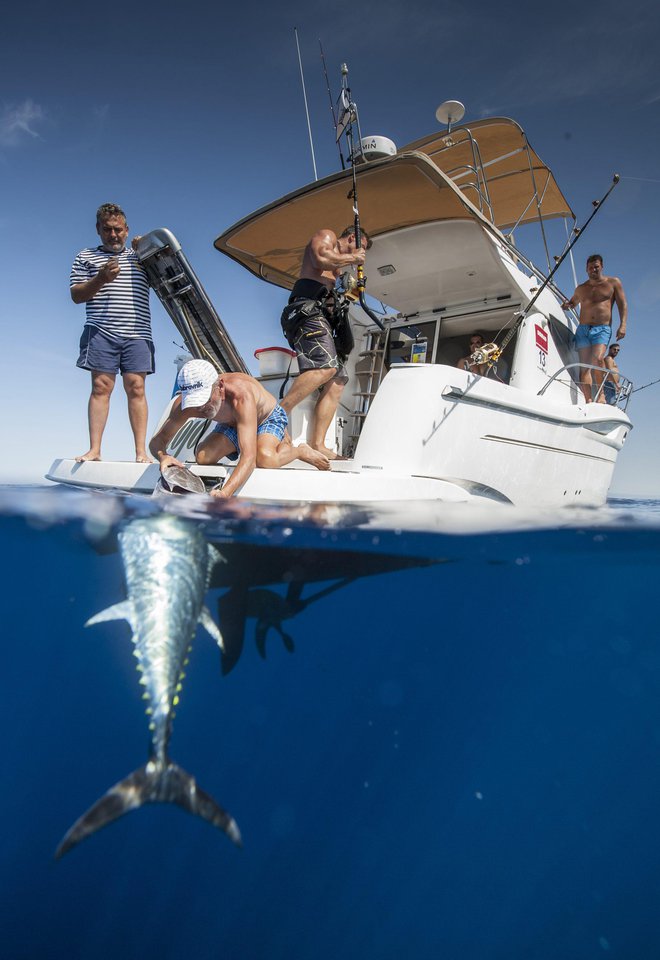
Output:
[{"xmin": 535, "ymin": 325, "xmax": 548, "ymax": 352}]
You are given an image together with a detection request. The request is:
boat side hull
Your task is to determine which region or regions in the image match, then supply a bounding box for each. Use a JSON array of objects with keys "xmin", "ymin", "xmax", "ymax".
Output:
[{"xmin": 353, "ymin": 364, "xmax": 631, "ymax": 507}]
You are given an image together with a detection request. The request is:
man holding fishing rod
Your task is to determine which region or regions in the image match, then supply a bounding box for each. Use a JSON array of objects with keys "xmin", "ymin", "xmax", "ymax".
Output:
[
  {"xmin": 562, "ymin": 254, "xmax": 628, "ymax": 403},
  {"xmin": 280, "ymin": 225, "xmax": 370, "ymax": 459}
]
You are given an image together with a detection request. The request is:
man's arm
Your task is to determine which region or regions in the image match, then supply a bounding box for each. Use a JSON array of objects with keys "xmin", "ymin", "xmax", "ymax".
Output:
[
  {"xmin": 309, "ymin": 230, "xmax": 365, "ymax": 274},
  {"xmin": 562, "ymin": 285, "xmax": 581, "ymax": 311},
  {"xmin": 210, "ymin": 396, "xmax": 258, "ymax": 499},
  {"xmin": 71, "ymin": 258, "xmax": 121, "ymax": 303},
  {"xmin": 613, "ymin": 278, "xmax": 627, "ymax": 340},
  {"xmin": 149, "ymin": 397, "xmax": 188, "ymax": 471}
]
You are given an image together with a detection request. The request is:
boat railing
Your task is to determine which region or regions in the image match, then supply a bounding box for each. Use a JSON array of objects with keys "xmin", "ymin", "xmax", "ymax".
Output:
[
  {"xmin": 430, "ymin": 128, "xmax": 495, "ymax": 222},
  {"xmin": 435, "ymin": 126, "xmax": 576, "ymax": 297},
  {"xmin": 537, "ymin": 363, "xmax": 632, "ymax": 411}
]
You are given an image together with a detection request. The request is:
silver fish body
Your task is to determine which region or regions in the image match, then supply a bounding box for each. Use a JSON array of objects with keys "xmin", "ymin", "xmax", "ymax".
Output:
[{"xmin": 56, "ymin": 514, "xmax": 241, "ymax": 858}]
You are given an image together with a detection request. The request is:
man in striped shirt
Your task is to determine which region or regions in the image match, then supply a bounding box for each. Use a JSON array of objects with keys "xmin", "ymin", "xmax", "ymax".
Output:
[{"xmin": 70, "ymin": 203, "xmax": 154, "ymax": 462}]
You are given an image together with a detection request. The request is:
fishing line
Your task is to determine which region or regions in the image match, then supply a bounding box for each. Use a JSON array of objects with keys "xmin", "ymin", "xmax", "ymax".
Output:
[
  {"xmin": 631, "ymin": 377, "xmax": 660, "ymax": 394},
  {"xmin": 618, "ymin": 176, "xmax": 660, "ymax": 184}
]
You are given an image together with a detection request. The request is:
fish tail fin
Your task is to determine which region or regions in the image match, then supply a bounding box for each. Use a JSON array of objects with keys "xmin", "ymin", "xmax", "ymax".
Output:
[{"xmin": 55, "ymin": 759, "xmax": 242, "ymax": 858}]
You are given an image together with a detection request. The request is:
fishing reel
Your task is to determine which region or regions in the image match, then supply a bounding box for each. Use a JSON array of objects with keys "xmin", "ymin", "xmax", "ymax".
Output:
[
  {"xmin": 470, "ymin": 342, "xmax": 501, "ymax": 366},
  {"xmin": 335, "ymin": 270, "xmax": 359, "ymax": 301}
]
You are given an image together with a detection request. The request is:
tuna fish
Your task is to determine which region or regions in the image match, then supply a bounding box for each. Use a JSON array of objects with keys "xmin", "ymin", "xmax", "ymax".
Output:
[{"xmin": 56, "ymin": 514, "xmax": 241, "ymax": 858}]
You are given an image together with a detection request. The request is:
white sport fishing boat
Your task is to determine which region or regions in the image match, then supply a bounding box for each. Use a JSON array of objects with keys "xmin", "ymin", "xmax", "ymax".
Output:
[{"xmin": 48, "ymin": 88, "xmax": 632, "ymax": 507}]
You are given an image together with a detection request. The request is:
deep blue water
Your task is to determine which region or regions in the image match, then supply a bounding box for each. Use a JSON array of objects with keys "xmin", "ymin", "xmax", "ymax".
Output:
[{"xmin": 1, "ymin": 485, "xmax": 660, "ymax": 959}]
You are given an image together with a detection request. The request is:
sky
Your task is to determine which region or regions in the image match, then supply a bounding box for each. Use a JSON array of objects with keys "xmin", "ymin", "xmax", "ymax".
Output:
[{"xmin": 2, "ymin": 0, "xmax": 659, "ymax": 496}]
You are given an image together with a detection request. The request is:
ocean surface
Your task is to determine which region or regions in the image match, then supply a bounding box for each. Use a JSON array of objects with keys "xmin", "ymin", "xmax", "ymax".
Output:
[{"xmin": 1, "ymin": 484, "xmax": 659, "ymax": 960}]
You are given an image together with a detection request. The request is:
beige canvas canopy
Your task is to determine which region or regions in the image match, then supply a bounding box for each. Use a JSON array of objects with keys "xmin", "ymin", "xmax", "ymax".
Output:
[
  {"xmin": 401, "ymin": 117, "xmax": 573, "ymax": 229},
  {"xmin": 214, "ymin": 118, "xmax": 573, "ymax": 291}
]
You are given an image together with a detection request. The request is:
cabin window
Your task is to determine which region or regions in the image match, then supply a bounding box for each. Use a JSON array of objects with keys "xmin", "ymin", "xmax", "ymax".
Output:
[{"xmin": 386, "ymin": 321, "xmax": 438, "ymax": 366}]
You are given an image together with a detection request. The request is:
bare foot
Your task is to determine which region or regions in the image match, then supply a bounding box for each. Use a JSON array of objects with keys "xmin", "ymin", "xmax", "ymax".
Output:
[
  {"xmin": 312, "ymin": 445, "xmax": 348, "ymax": 461},
  {"xmin": 136, "ymin": 454, "xmax": 154, "ymax": 463},
  {"xmin": 298, "ymin": 444, "xmax": 331, "ymax": 471},
  {"xmin": 75, "ymin": 451, "xmax": 101, "ymax": 463}
]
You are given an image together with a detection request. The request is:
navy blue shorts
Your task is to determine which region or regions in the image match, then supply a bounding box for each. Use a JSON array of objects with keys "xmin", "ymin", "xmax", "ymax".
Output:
[{"xmin": 77, "ymin": 326, "xmax": 155, "ymax": 375}]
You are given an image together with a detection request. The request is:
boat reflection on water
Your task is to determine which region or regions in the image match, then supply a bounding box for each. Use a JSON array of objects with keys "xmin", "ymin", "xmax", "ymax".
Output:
[{"xmin": 59, "ymin": 504, "xmax": 441, "ymax": 856}]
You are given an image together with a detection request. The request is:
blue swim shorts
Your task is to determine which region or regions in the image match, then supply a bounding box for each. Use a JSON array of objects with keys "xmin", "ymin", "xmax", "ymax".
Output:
[
  {"xmin": 212, "ymin": 403, "xmax": 288, "ymax": 459},
  {"xmin": 77, "ymin": 326, "xmax": 155, "ymax": 375},
  {"xmin": 575, "ymin": 324, "xmax": 611, "ymax": 350},
  {"xmin": 603, "ymin": 381, "xmax": 617, "ymax": 404}
]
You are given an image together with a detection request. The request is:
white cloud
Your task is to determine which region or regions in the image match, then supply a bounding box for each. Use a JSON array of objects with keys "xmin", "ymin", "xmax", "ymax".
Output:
[{"xmin": 0, "ymin": 100, "xmax": 46, "ymax": 148}]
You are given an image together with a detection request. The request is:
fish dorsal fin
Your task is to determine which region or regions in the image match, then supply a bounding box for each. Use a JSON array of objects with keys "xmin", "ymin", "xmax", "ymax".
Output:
[
  {"xmin": 199, "ymin": 607, "xmax": 224, "ymax": 652},
  {"xmin": 86, "ymin": 600, "xmax": 135, "ymax": 630}
]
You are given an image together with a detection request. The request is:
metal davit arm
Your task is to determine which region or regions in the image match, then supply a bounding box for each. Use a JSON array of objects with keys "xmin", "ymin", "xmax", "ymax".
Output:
[{"xmin": 135, "ymin": 229, "xmax": 251, "ymax": 374}]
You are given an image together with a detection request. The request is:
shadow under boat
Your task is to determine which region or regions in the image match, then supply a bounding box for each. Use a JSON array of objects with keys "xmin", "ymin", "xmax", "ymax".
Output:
[{"xmin": 211, "ymin": 541, "xmax": 440, "ymax": 675}]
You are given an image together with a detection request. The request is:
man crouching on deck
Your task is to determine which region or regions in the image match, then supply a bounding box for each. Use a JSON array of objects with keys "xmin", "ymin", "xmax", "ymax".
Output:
[{"xmin": 150, "ymin": 359, "xmax": 330, "ymax": 498}]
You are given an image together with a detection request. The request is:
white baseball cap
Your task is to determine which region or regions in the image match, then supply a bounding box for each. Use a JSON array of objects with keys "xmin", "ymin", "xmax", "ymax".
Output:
[{"xmin": 177, "ymin": 359, "xmax": 218, "ymax": 409}]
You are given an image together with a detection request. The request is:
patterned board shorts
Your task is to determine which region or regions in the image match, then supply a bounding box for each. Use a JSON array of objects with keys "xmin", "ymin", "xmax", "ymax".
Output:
[
  {"xmin": 211, "ymin": 403, "xmax": 289, "ymax": 460},
  {"xmin": 291, "ymin": 315, "xmax": 348, "ymax": 384}
]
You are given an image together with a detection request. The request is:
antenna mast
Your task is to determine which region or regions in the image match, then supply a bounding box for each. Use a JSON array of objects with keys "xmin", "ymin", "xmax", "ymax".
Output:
[{"xmin": 294, "ymin": 27, "xmax": 318, "ymax": 181}]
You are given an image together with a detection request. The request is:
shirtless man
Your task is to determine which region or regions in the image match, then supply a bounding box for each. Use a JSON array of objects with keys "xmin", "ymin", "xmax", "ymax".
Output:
[
  {"xmin": 562, "ymin": 254, "xmax": 627, "ymax": 403},
  {"xmin": 603, "ymin": 343, "xmax": 621, "ymax": 404},
  {"xmin": 150, "ymin": 359, "xmax": 329, "ymax": 499},
  {"xmin": 279, "ymin": 225, "xmax": 370, "ymax": 459}
]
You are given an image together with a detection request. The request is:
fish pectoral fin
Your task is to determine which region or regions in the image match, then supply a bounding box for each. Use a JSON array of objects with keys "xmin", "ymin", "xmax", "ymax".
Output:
[
  {"xmin": 199, "ymin": 607, "xmax": 224, "ymax": 651},
  {"xmin": 55, "ymin": 760, "xmax": 241, "ymax": 859},
  {"xmin": 208, "ymin": 544, "xmax": 227, "ymax": 571},
  {"xmin": 85, "ymin": 600, "xmax": 135, "ymax": 629}
]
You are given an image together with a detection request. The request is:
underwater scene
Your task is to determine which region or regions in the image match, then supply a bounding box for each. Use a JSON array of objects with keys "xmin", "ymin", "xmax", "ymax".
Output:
[{"xmin": 1, "ymin": 486, "xmax": 659, "ymax": 960}]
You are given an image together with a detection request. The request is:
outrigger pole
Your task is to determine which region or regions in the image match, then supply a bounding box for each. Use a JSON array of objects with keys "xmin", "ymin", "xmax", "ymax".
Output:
[
  {"xmin": 490, "ymin": 174, "xmax": 621, "ymax": 360},
  {"xmin": 319, "ymin": 39, "xmax": 345, "ymax": 170},
  {"xmin": 294, "ymin": 28, "xmax": 318, "ymax": 182},
  {"xmin": 337, "ymin": 63, "xmax": 385, "ymax": 331}
]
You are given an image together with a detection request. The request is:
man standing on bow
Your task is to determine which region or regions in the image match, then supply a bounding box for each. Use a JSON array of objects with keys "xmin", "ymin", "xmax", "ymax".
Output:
[
  {"xmin": 70, "ymin": 202, "xmax": 154, "ymax": 462},
  {"xmin": 280, "ymin": 225, "xmax": 370, "ymax": 459},
  {"xmin": 562, "ymin": 254, "xmax": 627, "ymax": 404}
]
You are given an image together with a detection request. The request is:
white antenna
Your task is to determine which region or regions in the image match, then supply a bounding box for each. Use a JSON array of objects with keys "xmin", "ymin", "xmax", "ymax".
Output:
[
  {"xmin": 294, "ymin": 27, "xmax": 318, "ymax": 181},
  {"xmin": 435, "ymin": 100, "xmax": 465, "ymax": 134}
]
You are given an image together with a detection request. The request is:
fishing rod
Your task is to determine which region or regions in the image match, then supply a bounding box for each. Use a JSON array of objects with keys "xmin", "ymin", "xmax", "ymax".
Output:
[
  {"xmin": 632, "ymin": 376, "xmax": 660, "ymax": 394},
  {"xmin": 319, "ymin": 39, "xmax": 345, "ymax": 170},
  {"xmin": 490, "ymin": 174, "xmax": 621, "ymax": 360},
  {"xmin": 338, "ymin": 63, "xmax": 385, "ymax": 331}
]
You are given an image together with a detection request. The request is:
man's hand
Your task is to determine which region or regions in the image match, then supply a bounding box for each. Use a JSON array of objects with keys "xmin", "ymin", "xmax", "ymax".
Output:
[
  {"xmin": 131, "ymin": 235, "xmax": 142, "ymax": 251},
  {"xmin": 615, "ymin": 325, "xmax": 626, "ymax": 341},
  {"xmin": 561, "ymin": 298, "xmax": 574, "ymax": 310},
  {"xmin": 352, "ymin": 248, "xmax": 366, "ymax": 267},
  {"xmin": 210, "ymin": 485, "xmax": 230, "ymax": 499},
  {"xmin": 98, "ymin": 258, "xmax": 121, "ymax": 284},
  {"xmin": 158, "ymin": 454, "xmax": 184, "ymax": 473}
]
